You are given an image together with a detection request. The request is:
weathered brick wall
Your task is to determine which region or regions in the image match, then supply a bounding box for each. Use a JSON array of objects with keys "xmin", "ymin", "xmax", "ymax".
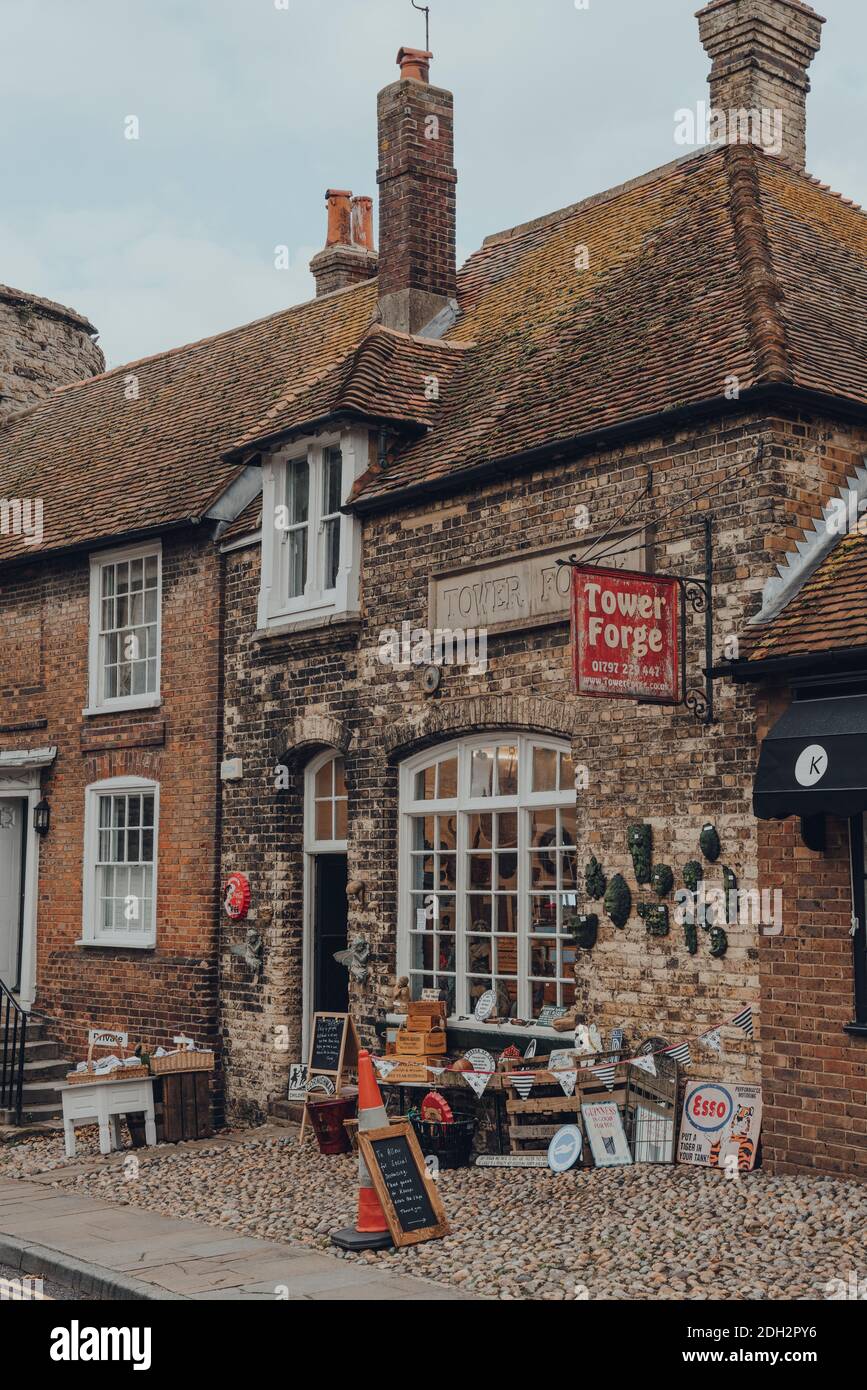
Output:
[
  {"xmin": 219, "ymin": 403, "xmax": 867, "ymax": 1156},
  {"xmin": 0, "ymin": 289, "xmax": 104, "ymax": 425},
  {"xmin": 0, "ymin": 531, "xmax": 222, "ymax": 1096},
  {"xmin": 756, "ymin": 685, "xmax": 867, "ymax": 1179}
]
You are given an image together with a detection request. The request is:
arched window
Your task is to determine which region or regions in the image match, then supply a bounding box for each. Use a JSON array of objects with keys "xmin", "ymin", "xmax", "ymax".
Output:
[
  {"xmin": 305, "ymin": 751, "xmax": 348, "ymax": 851},
  {"xmin": 398, "ymin": 735, "xmax": 576, "ymax": 1022}
]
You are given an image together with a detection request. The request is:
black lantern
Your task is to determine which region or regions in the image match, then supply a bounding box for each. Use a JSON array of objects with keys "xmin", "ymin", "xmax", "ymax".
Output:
[{"xmin": 33, "ymin": 798, "xmax": 50, "ymax": 836}]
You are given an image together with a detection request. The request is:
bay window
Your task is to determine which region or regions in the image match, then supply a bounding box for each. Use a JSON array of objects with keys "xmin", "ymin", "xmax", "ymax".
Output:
[{"xmin": 399, "ymin": 735, "xmax": 577, "ymax": 1022}]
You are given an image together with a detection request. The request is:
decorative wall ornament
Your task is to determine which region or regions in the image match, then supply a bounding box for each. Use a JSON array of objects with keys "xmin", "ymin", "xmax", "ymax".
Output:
[
  {"xmin": 627, "ymin": 823, "xmax": 652, "ymax": 883},
  {"xmin": 683, "ymin": 921, "xmax": 698, "ymax": 955},
  {"xmin": 333, "ymin": 936, "xmax": 370, "ymax": 982},
  {"xmin": 650, "ymin": 863, "xmax": 674, "ymax": 898},
  {"xmin": 682, "ymin": 860, "xmax": 703, "ymax": 893},
  {"xmin": 722, "ymin": 866, "xmax": 738, "ymax": 923},
  {"xmin": 709, "ymin": 927, "xmax": 729, "ymax": 958},
  {"xmin": 584, "ymin": 856, "xmax": 606, "ymax": 900},
  {"xmin": 699, "ymin": 823, "xmax": 721, "ymax": 863},
  {"xmin": 638, "ymin": 902, "xmax": 669, "ymax": 937},
  {"xmin": 603, "ymin": 874, "xmax": 631, "ymax": 929},
  {"xmin": 567, "ymin": 912, "xmax": 598, "ymax": 949},
  {"xmin": 229, "ymin": 928, "xmax": 263, "ymax": 977}
]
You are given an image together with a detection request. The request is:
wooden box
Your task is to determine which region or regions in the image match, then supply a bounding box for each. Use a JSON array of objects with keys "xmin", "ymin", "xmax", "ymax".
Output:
[
  {"xmin": 406, "ymin": 1001, "xmax": 447, "ymax": 1031},
  {"xmin": 395, "ymin": 1028, "xmax": 447, "ymax": 1056}
]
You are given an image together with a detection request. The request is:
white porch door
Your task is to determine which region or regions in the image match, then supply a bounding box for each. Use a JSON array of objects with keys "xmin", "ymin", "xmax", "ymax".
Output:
[{"xmin": 0, "ymin": 798, "xmax": 25, "ymax": 988}]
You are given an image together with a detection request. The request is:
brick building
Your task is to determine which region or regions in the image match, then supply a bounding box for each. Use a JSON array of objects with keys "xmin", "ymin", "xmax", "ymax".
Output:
[{"xmin": 212, "ymin": 0, "xmax": 867, "ymax": 1184}]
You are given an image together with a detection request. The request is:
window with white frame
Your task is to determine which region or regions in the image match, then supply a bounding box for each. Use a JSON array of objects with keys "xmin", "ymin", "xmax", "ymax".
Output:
[
  {"xmin": 399, "ymin": 735, "xmax": 577, "ymax": 1021},
  {"xmin": 82, "ymin": 777, "xmax": 158, "ymax": 947},
  {"xmin": 88, "ymin": 543, "xmax": 161, "ymax": 711},
  {"xmin": 308, "ymin": 752, "xmax": 348, "ymax": 847},
  {"xmin": 258, "ymin": 433, "xmax": 363, "ymax": 629}
]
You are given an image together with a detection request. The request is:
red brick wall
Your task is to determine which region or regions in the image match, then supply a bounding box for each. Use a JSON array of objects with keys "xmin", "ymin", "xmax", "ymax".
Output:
[
  {"xmin": 757, "ymin": 685, "xmax": 867, "ymax": 1178},
  {"xmin": 0, "ymin": 530, "xmax": 222, "ymax": 1088}
]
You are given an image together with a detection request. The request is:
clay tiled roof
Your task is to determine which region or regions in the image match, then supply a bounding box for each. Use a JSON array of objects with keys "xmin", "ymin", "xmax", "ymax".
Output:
[
  {"xmin": 743, "ymin": 529, "xmax": 867, "ymax": 662},
  {"xmin": 0, "ymin": 279, "xmax": 377, "ymax": 564},
  {"xmin": 351, "ymin": 143, "xmax": 867, "ymax": 507}
]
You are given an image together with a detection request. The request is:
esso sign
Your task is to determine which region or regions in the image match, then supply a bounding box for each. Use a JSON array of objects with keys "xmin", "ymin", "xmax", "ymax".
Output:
[
  {"xmin": 688, "ymin": 1083, "xmax": 733, "ymax": 1132},
  {"xmin": 223, "ymin": 872, "xmax": 251, "ymax": 920}
]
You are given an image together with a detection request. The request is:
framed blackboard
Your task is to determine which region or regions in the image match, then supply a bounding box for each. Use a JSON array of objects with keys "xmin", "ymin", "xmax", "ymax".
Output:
[
  {"xmin": 311, "ymin": 1013, "xmax": 347, "ymax": 1073},
  {"xmin": 357, "ymin": 1122, "xmax": 450, "ymax": 1247}
]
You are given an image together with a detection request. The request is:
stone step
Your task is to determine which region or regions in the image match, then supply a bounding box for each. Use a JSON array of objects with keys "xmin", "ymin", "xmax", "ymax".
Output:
[{"xmin": 0, "ymin": 1037, "xmax": 63, "ymax": 1064}]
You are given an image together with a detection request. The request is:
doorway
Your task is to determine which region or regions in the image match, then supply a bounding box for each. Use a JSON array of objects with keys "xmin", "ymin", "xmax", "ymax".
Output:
[
  {"xmin": 303, "ymin": 750, "xmax": 349, "ymax": 1048},
  {"xmin": 0, "ymin": 797, "xmax": 27, "ymax": 991}
]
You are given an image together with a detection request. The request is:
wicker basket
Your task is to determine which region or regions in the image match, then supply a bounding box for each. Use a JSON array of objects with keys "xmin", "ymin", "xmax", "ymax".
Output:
[
  {"xmin": 65, "ymin": 1063, "xmax": 150, "ymax": 1085},
  {"xmin": 148, "ymin": 1049, "xmax": 215, "ymax": 1075}
]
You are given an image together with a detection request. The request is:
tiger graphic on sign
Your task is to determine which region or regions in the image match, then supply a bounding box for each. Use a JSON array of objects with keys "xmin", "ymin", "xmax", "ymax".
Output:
[{"xmin": 708, "ymin": 1104, "xmax": 755, "ymax": 1171}]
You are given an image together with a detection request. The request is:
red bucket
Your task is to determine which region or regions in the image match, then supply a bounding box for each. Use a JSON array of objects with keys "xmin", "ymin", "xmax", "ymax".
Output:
[{"xmin": 307, "ymin": 1091, "xmax": 358, "ymax": 1155}]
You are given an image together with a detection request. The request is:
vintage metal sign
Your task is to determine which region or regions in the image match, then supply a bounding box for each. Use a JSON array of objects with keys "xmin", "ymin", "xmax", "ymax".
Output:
[{"xmin": 571, "ymin": 564, "xmax": 680, "ymax": 703}]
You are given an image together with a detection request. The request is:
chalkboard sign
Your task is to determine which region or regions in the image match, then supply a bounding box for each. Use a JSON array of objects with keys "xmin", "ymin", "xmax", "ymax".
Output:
[
  {"xmin": 299, "ymin": 1012, "xmax": 359, "ymax": 1142},
  {"xmin": 358, "ymin": 1122, "xmax": 450, "ymax": 1248},
  {"xmin": 311, "ymin": 1014, "xmax": 347, "ymax": 1073}
]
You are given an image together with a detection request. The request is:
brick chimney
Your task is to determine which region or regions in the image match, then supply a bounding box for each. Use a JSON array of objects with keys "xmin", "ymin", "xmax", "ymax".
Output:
[
  {"xmin": 309, "ymin": 188, "xmax": 378, "ymax": 297},
  {"xmin": 376, "ymin": 47, "xmax": 457, "ymax": 334},
  {"xmin": 697, "ymin": 0, "xmax": 825, "ymax": 171}
]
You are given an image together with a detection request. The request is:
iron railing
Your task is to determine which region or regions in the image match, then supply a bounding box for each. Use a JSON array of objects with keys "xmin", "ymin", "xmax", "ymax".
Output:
[{"xmin": 0, "ymin": 979, "xmax": 27, "ymax": 1124}]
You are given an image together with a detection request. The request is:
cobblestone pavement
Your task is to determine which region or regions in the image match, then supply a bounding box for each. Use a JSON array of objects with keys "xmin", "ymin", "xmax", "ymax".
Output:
[{"xmin": 3, "ymin": 1127, "xmax": 865, "ymax": 1301}]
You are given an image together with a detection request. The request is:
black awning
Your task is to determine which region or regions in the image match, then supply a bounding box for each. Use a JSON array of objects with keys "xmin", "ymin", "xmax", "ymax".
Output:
[{"xmin": 754, "ymin": 694, "xmax": 867, "ymax": 819}]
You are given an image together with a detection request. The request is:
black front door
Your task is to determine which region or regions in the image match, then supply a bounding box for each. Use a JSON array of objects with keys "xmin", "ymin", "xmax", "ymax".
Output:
[{"xmin": 313, "ymin": 854, "xmax": 348, "ymax": 1015}]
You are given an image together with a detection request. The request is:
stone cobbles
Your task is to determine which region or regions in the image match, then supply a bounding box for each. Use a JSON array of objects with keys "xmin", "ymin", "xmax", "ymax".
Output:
[{"xmin": 5, "ymin": 1127, "xmax": 864, "ymax": 1301}]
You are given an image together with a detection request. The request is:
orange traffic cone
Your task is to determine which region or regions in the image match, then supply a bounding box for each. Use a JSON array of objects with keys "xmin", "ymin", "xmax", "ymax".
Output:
[{"xmin": 331, "ymin": 1050, "xmax": 394, "ymax": 1251}]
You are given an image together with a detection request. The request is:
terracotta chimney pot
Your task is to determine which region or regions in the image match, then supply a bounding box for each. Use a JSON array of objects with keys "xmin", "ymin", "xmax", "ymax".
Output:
[
  {"xmin": 351, "ymin": 196, "xmax": 375, "ymax": 251},
  {"xmin": 325, "ymin": 189, "xmax": 352, "ymax": 246},
  {"xmin": 396, "ymin": 46, "xmax": 432, "ymax": 83}
]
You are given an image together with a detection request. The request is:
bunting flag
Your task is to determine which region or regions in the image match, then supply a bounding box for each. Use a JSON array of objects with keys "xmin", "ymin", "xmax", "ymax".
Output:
[
  {"xmin": 464, "ymin": 1069, "xmax": 490, "ymax": 1098},
  {"xmin": 630, "ymin": 1053, "xmax": 656, "ymax": 1077},
  {"xmin": 732, "ymin": 1006, "xmax": 754, "ymax": 1040},
  {"xmin": 509, "ymin": 1072, "xmax": 535, "ymax": 1100},
  {"xmin": 592, "ymin": 1065, "xmax": 617, "ymax": 1091},
  {"xmin": 701, "ymin": 1029, "xmax": 722, "ymax": 1053},
  {"xmin": 666, "ymin": 1042, "xmax": 692, "ymax": 1067},
  {"xmin": 373, "ymin": 1058, "xmax": 397, "ymax": 1080},
  {"xmin": 556, "ymin": 1069, "xmax": 578, "ymax": 1097},
  {"xmin": 426, "ymin": 1064, "xmax": 446, "ymax": 1078}
]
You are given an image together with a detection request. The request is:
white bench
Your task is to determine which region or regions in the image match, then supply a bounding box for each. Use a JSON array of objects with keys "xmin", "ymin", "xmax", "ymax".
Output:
[{"xmin": 61, "ymin": 1076, "xmax": 157, "ymax": 1157}]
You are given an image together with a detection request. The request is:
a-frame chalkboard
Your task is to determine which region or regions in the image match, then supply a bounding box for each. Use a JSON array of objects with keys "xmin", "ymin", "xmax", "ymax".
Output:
[
  {"xmin": 299, "ymin": 1011, "xmax": 360, "ymax": 1141},
  {"xmin": 357, "ymin": 1122, "xmax": 450, "ymax": 1247}
]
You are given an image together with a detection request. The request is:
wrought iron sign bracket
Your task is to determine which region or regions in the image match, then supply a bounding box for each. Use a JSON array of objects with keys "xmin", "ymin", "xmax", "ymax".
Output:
[{"xmin": 559, "ymin": 515, "xmax": 717, "ymax": 726}]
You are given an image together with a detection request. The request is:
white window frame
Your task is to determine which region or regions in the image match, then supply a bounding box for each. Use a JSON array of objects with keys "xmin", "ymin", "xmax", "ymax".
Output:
[
  {"xmin": 80, "ymin": 775, "xmax": 159, "ymax": 949},
  {"xmin": 397, "ymin": 734, "xmax": 576, "ymax": 1029},
  {"xmin": 86, "ymin": 541, "xmax": 162, "ymax": 715},
  {"xmin": 302, "ymin": 750, "xmax": 349, "ymax": 1054},
  {"xmin": 258, "ymin": 428, "xmax": 365, "ymax": 630}
]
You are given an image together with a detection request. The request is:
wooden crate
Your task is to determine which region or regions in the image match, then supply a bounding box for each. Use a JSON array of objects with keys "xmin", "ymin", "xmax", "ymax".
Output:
[
  {"xmin": 395, "ymin": 1028, "xmax": 447, "ymax": 1056},
  {"xmin": 406, "ymin": 1001, "xmax": 446, "ymax": 1031},
  {"xmin": 506, "ymin": 1071, "xmax": 628, "ymax": 1156},
  {"xmin": 157, "ymin": 1072, "xmax": 213, "ymax": 1143}
]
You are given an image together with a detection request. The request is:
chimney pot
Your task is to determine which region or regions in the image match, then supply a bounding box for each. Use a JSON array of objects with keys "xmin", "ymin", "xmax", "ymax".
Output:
[
  {"xmin": 351, "ymin": 195, "xmax": 375, "ymax": 252},
  {"xmin": 325, "ymin": 188, "xmax": 353, "ymax": 246},
  {"xmin": 396, "ymin": 46, "xmax": 433, "ymax": 83}
]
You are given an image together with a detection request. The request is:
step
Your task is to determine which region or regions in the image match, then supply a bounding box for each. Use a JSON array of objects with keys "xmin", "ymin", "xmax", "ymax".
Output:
[
  {"xmin": 0, "ymin": 1042, "xmax": 66, "ymax": 1070},
  {"xmin": 19, "ymin": 1056, "xmax": 73, "ymax": 1083}
]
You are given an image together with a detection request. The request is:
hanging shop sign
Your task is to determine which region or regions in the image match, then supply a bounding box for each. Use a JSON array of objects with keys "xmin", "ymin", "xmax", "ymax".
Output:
[
  {"xmin": 223, "ymin": 872, "xmax": 251, "ymax": 920},
  {"xmin": 677, "ymin": 1081, "xmax": 762, "ymax": 1171},
  {"xmin": 571, "ymin": 565, "xmax": 680, "ymax": 703}
]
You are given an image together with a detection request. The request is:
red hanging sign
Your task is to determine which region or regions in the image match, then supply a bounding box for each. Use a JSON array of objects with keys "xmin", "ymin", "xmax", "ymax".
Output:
[
  {"xmin": 223, "ymin": 872, "xmax": 251, "ymax": 920},
  {"xmin": 571, "ymin": 564, "xmax": 680, "ymax": 703}
]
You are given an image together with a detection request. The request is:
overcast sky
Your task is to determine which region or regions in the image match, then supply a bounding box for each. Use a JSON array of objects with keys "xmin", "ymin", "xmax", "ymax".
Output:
[{"xmin": 2, "ymin": 0, "xmax": 864, "ymax": 367}]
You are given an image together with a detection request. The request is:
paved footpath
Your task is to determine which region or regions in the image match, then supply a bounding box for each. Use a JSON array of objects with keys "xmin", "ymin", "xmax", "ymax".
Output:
[{"xmin": 0, "ymin": 1176, "xmax": 476, "ymax": 1301}]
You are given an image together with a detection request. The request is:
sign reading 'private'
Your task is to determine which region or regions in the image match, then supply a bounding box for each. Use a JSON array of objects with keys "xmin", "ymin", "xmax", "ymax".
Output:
[{"xmin": 572, "ymin": 564, "xmax": 680, "ymax": 703}]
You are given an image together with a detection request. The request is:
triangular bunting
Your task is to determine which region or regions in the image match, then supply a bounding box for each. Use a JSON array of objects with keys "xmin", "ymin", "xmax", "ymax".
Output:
[
  {"xmin": 373, "ymin": 1057, "xmax": 397, "ymax": 1079},
  {"xmin": 666, "ymin": 1042, "xmax": 692, "ymax": 1067},
  {"xmin": 630, "ymin": 1053, "xmax": 656, "ymax": 1077},
  {"xmin": 509, "ymin": 1071, "xmax": 535, "ymax": 1100},
  {"xmin": 732, "ymin": 1006, "xmax": 754, "ymax": 1040},
  {"xmin": 592, "ymin": 1065, "xmax": 617, "ymax": 1091},
  {"xmin": 426, "ymin": 1065, "xmax": 446, "ymax": 1077},
  {"xmin": 701, "ymin": 1029, "xmax": 722, "ymax": 1053},
  {"xmin": 556, "ymin": 1069, "xmax": 577, "ymax": 1097},
  {"xmin": 464, "ymin": 1069, "xmax": 490, "ymax": 1098}
]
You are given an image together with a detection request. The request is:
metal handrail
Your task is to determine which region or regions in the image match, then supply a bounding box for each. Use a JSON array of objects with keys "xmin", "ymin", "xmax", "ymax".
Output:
[{"xmin": 0, "ymin": 978, "xmax": 27, "ymax": 1124}]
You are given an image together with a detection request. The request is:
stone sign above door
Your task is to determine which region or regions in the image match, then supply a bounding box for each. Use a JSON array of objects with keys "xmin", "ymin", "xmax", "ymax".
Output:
[{"xmin": 429, "ymin": 534, "xmax": 646, "ymax": 636}]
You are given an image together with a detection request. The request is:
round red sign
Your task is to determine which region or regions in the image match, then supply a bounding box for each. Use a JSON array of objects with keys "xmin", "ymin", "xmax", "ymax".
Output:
[{"xmin": 223, "ymin": 872, "xmax": 251, "ymax": 920}]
